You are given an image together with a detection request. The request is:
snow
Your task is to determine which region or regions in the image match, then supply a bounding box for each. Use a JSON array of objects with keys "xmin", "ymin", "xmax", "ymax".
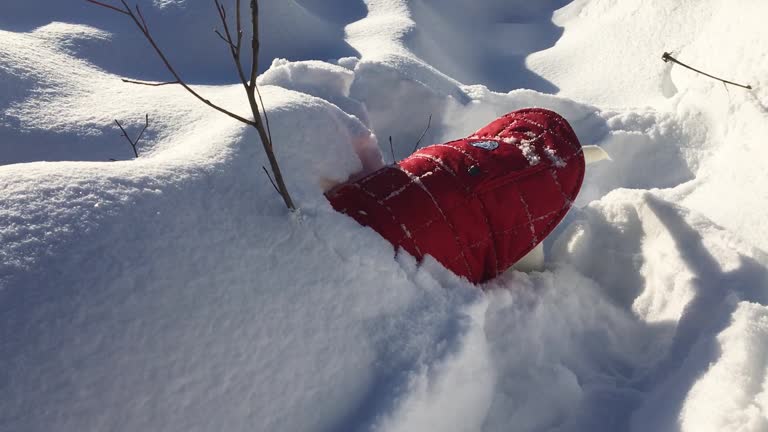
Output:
[{"xmin": 2, "ymin": 0, "xmax": 768, "ymax": 431}]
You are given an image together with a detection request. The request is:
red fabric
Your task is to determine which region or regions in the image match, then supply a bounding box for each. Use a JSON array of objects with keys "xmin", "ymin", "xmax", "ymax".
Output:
[{"xmin": 326, "ymin": 108, "xmax": 585, "ymax": 283}]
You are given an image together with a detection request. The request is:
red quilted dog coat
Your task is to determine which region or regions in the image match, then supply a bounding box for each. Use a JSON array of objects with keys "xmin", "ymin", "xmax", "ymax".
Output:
[{"xmin": 326, "ymin": 108, "xmax": 585, "ymax": 283}]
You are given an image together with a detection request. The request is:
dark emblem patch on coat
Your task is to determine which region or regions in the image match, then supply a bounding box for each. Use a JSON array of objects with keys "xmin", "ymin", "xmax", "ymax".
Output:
[{"xmin": 470, "ymin": 140, "xmax": 499, "ymax": 151}]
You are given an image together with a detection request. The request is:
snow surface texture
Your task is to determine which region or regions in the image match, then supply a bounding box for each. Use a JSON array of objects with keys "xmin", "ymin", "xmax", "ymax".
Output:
[{"xmin": 1, "ymin": 0, "xmax": 768, "ymax": 431}]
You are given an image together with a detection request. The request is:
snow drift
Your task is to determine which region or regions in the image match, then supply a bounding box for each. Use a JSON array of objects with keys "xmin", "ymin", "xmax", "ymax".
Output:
[{"xmin": 1, "ymin": 0, "xmax": 768, "ymax": 431}]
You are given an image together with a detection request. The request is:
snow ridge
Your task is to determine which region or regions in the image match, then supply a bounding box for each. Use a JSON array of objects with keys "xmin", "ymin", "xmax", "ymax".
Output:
[{"xmin": 2, "ymin": 0, "xmax": 768, "ymax": 431}]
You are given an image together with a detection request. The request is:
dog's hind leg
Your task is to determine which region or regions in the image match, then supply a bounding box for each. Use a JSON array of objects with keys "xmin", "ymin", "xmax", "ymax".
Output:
[
  {"xmin": 583, "ymin": 145, "xmax": 611, "ymax": 165},
  {"xmin": 511, "ymin": 243, "xmax": 545, "ymax": 272}
]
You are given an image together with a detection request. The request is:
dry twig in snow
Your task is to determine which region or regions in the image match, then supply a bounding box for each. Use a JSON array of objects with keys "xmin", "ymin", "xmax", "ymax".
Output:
[
  {"xmin": 114, "ymin": 113, "xmax": 149, "ymax": 158},
  {"xmin": 86, "ymin": 0, "xmax": 296, "ymax": 210}
]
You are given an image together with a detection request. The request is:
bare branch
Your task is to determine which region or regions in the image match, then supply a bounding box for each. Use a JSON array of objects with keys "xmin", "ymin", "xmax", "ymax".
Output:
[
  {"xmin": 662, "ymin": 52, "xmax": 752, "ymax": 90},
  {"xmin": 114, "ymin": 119, "xmax": 130, "ymax": 141},
  {"xmin": 134, "ymin": 4, "xmax": 149, "ymax": 32},
  {"xmin": 215, "ymin": 1, "xmax": 238, "ymax": 56},
  {"xmin": 87, "ymin": 0, "xmax": 296, "ymax": 210},
  {"xmin": 243, "ymin": 0, "xmax": 294, "ymax": 210},
  {"xmin": 122, "ymin": 78, "xmax": 180, "ymax": 86},
  {"xmin": 262, "ymin": 166, "xmax": 280, "ymax": 194},
  {"xmin": 215, "ymin": 0, "xmax": 249, "ymax": 88},
  {"xmin": 389, "ymin": 136, "xmax": 395, "ymax": 163},
  {"xmin": 113, "ymin": 115, "xmax": 148, "ymax": 158},
  {"xmin": 412, "ymin": 113, "xmax": 432, "ymax": 153},
  {"xmin": 85, "ymin": 0, "xmax": 130, "ymax": 15},
  {"xmin": 212, "ymin": 0, "xmax": 294, "ymax": 209},
  {"xmin": 90, "ymin": 0, "xmax": 256, "ymax": 126},
  {"xmin": 255, "ymin": 84, "xmax": 273, "ymax": 146},
  {"xmin": 134, "ymin": 113, "xmax": 150, "ymax": 146},
  {"xmin": 248, "ymin": 0, "xmax": 259, "ymax": 89},
  {"xmin": 214, "ymin": 29, "xmax": 236, "ymax": 51},
  {"xmin": 236, "ymin": 0, "xmax": 243, "ymax": 52}
]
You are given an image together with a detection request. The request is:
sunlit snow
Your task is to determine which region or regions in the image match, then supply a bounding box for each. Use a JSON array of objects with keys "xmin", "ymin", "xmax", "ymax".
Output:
[{"xmin": 1, "ymin": 0, "xmax": 767, "ymax": 431}]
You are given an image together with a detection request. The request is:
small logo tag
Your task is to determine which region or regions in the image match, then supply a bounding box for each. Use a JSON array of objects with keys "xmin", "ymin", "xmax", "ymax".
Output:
[{"xmin": 470, "ymin": 140, "xmax": 499, "ymax": 151}]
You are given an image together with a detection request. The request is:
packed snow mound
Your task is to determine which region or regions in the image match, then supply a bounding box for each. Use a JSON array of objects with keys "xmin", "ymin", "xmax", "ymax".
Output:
[{"xmin": 2, "ymin": 0, "xmax": 768, "ymax": 431}]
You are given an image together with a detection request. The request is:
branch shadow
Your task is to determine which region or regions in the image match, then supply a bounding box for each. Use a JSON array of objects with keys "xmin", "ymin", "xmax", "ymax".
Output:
[
  {"xmin": 543, "ymin": 194, "xmax": 768, "ymax": 432},
  {"xmin": 629, "ymin": 194, "xmax": 768, "ymax": 430}
]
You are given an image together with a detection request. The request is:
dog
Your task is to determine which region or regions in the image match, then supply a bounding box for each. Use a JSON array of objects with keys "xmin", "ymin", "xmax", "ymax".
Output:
[{"xmin": 327, "ymin": 108, "xmax": 609, "ymax": 283}]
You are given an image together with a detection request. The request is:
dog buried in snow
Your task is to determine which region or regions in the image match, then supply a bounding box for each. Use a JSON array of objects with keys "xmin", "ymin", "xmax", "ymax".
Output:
[{"xmin": 326, "ymin": 108, "xmax": 609, "ymax": 284}]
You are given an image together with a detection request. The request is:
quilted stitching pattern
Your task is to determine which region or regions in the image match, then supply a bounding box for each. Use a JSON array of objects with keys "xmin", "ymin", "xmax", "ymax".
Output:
[{"xmin": 326, "ymin": 108, "xmax": 585, "ymax": 283}]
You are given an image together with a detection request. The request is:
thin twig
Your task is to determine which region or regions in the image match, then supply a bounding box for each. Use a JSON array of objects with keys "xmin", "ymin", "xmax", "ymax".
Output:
[
  {"xmin": 214, "ymin": 2, "xmax": 235, "ymax": 54},
  {"xmin": 134, "ymin": 113, "xmax": 150, "ymax": 147},
  {"xmin": 255, "ymin": 84, "xmax": 273, "ymax": 146},
  {"xmin": 412, "ymin": 113, "xmax": 432, "ymax": 153},
  {"xmin": 235, "ymin": 0, "xmax": 242, "ymax": 52},
  {"xmin": 135, "ymin": 5, "xmax": 149, "ymax": 32},
  {"xmin": 226, "ymin": 0, "xmax": 271, "ymax": 147},
  {"xmin": 244, "ymin": 0, "xmax": 294, "ymax": 210},
  {"xmin": 214, "ymin": 0, "xmax": 249, "ymax": 87},
  {"xmin": 114, "ymin": 119, "xmax": 131, "ymax": 142},
  {"xmin": 214, "ymin": 29, "xmax": 236, "ymax": 50},
  {"xmin": 113, "ymin": 115, "xmax": 148, "ymax": 158},
  {"xmin": 87, "ymin": 0, "xmax": 296, "ymax": 210},
  {"xmin": 662, "ymin": 52, "xmax": 752, "ymax": 90},
  {"xmin": 248, "ymin": 0, "xmax": 259, "ymax": 89},
  {"xmin": 212, "ymin": 0, "xmax": 293, "ymax": 209},
  {"xmin": 122, "ymin": 78, "xmax": 180, "ymax": 86},
  {"xmin": 389, "ymin": 136, "xmax": 395, "ymax": 163},
  {"xmin": 84, "ymin": 0, "xmax": 129, "ymax": 15},
  {"xmin": 89, "ymin": 0, "xmax": 256, "ymax": 126},
  {"xmin": 262, "ymin": 166, "xmax": 280, "ymax": 194}
]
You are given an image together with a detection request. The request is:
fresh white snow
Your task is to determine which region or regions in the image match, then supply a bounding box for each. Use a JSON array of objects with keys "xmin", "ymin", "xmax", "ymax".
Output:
[{"xmin": 1, "ymin": 0, "xmax": 767, "ymax": 431}]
